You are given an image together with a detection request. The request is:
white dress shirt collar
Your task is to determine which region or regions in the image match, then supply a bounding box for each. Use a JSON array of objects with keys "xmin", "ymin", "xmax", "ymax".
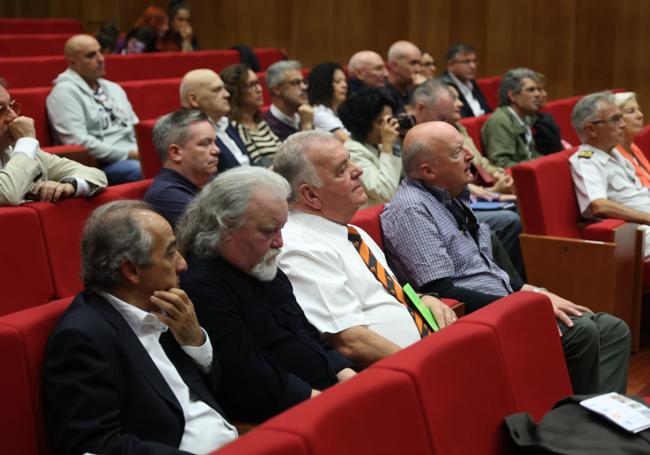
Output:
[{"xmin": 270, "ymin": 103, "xmax": 300, "ymax": 129}]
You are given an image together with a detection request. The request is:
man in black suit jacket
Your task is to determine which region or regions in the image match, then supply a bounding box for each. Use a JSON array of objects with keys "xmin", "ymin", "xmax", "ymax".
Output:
[
  {"xmin": 439, "ymin": 43, "xmax": 491, "ymax": 118},
  {"xmin": 177, "ymin": 166, "xmax": 356, "ymax": 422},
  {"xmin": 43, "ymin": 200, "xmax": 237, "ymax": 455},
  {"xmin": 180, "ymin": 68, "xmax": 250, "ymax": 172}
]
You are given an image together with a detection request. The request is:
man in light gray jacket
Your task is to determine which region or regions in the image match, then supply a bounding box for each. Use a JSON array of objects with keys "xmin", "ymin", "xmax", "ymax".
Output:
[{"xmin": 47, "ymin": 34, "xmax": 141, "ymax": 184}]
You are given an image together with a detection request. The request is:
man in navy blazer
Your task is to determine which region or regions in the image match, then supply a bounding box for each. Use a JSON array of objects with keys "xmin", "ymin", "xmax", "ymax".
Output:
[
  {"xmin": 180, "ymin": 68, "xmax": 250, "ymax": 172},
  {"xmin": 43, "ymin": 200, "xmax": 237, "ymax": 455}
]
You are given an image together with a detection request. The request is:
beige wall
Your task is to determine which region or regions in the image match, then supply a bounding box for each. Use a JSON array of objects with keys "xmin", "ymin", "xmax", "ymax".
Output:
[{"xmin": 3, "ymin": 0, "xmax": 649, "ymax": 111}]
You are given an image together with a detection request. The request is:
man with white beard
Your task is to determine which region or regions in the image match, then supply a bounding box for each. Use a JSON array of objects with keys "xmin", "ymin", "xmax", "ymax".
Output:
[{"xmin": 177, "ymin": 167, "xmax": 356, "ymax": 423}]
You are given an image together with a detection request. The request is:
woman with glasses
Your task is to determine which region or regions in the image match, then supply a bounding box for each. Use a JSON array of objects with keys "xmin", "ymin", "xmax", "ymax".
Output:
[
  {"xmin": 614, "ymin": 92, "xmax": 650, "ymax": 186},
  {"xmin": 307, "ymin": 63, "xmax": 350, "ymax": 142},
  {"xmin": 220, "ymin": 64, "xmax": 280, "ymax": 167}
]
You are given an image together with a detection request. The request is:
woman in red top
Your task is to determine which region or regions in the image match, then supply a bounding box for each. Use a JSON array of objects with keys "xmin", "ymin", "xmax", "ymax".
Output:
[{"xmin": 614, "ymin": 92, "xmax": 650, "ymax": 186}]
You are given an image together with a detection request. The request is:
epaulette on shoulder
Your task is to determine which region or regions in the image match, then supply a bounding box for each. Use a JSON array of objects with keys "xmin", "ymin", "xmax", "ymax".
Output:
[{"xmin": 577, "ymin": 149, "xmax": 593, "ymax": 159}]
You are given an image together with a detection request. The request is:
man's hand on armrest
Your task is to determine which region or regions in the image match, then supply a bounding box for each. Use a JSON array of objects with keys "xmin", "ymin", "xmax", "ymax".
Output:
[
  {"xmin": 336, "ymin": 367, "xmax": 357, "ymax": 383},
  {"xmin": 589, "ymin": 198, "xmax": 650, "ymax": 225},
  {"xmin": 420, "ymin": 294, "xmax": 457, "ymax": 329},
  {"xmin": 325, "ymin": 326, "xmax": 401, "ymax": 369},
  {"xmin": 521, "ymin": 284, "xmax": 592, "ymax": 328}
]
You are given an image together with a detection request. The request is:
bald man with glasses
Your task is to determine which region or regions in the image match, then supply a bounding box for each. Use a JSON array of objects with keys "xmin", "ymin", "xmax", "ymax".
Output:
[
  {"xmin": 570, "ymin": 91, "xmax": 650, "ymax": 258},
  {"xmin": 0, "ymin": 78, "xmax": 106, "ymax": 206}
]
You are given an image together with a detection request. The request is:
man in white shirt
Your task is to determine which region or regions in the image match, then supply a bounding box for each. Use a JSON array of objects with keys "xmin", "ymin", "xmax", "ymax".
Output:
[
  {"xmin": 43, "ymin": 200, "xmax": 237, "ymax": 455},
  {"xmin": 439, "ymin": 42, "xmax": 491, "ymax": 118},
  {"xmin": 180, "ymin": 68, "xmax": 250, "ymax": 172},
  {"xmin": 274, "ymin": 131, "xmax": 456, "ymax": 368},
  {"xmin": 570, "ymin": 91, "xmax": 650, "ymax": 258},
  {"xmin": 262, "ymin": 60, "xmax": 314, "ymax": 141},
  {"xmin": 0, "ymin": 78, "xmax": 107, "ymax": 206}
]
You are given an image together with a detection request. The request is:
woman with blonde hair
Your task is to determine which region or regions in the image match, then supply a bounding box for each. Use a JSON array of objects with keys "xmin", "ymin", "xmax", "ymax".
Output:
[{"xmin": 614, "ymin": 92, "xmax": 650, "ymax": 186}]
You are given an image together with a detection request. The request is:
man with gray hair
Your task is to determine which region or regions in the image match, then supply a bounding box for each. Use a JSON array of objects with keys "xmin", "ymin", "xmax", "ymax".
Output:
[
  {"xmin": 180, "ymin": 68, "xmax": 249, "ymax": 172},
  {"xmin": 570, "ymin": 91, "xmax": 650, "ymax": 258},
  {"xmin": 178, "ymin": 166, "xmax": 355, "ymax": 422},
  {"xmin": 481, "ymin": 67, "xmax": 543, "ymax": 168},
  {"xmin": 43, "ymin": 200, "xmax": 237, "ymax": 454},
  {"xmin": 385, "ymin": 40, "xmax": 425, "ymax": 114},
  {"xmin": 275, "ymin": 130, "xmax": 456, "ymax": 369},
  {"xmin": 262, "ymin": 60, "xmax": 314, "ymax": 141},
  {"xmin": 144, "ymin": 108, "xmax": 220, "ymax": 226},
  {"xmin": 347, "ymin": 50, "xmax": 389, "ymax": 94}
]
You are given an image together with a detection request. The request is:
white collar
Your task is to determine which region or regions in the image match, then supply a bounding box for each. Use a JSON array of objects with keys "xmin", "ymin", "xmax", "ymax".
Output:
[
  {"xmin": 100, "ymin": 291, "xmax": 168, "ymax": 336},
  {"xmin": 270, "ymin": 104, "xmax": 300, "ymax": 129}
]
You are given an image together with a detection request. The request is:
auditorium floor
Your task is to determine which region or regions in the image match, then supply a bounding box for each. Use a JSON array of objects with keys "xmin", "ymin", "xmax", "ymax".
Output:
[{"xmin": 628, "ymin": 331, "xmax": 650, "ymax": 395}]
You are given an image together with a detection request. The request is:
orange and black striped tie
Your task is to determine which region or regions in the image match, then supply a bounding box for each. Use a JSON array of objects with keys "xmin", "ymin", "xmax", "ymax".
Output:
[{"xmin": 347, "ymin": 225, "xmax": 431, "ymax": 338}]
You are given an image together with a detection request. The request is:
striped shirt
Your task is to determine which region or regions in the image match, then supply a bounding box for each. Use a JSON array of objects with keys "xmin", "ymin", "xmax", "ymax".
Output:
[{"xmin": 232, "ymin": 120, "xmax": 281, "ymax": 167}]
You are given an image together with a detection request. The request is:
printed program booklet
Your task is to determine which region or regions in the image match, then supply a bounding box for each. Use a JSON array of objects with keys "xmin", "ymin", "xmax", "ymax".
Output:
[{"xmin": 580, "ymin": 393, "xmax": 650, "ymax": 433}]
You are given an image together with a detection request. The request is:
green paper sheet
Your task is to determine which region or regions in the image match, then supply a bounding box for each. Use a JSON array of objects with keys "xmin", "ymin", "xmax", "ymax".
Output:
[{"xmin": 403, "ymin": 283, "xmax": 440, "ymax": 332}]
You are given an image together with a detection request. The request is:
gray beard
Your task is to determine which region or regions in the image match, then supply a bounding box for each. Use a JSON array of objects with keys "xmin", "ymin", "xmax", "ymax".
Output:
[{"xmin": 250, "ymin": 248, "xmax": 281, "ymax": 281}]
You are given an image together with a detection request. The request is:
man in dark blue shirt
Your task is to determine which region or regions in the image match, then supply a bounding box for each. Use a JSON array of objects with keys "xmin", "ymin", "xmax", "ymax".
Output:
[{"xmin": 145, "ymin": 109, "xmax": 220, "ymax": 226}]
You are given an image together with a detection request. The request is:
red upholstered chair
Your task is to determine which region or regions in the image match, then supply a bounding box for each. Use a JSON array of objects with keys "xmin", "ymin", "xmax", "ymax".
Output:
[
  {"xmin": 0, "ymin": 207, "xmax": 53, "ymax": 315},
  {"xmin": 254, "ymin": 48, "xmax": 287, "ymax": 71},
  {"xmin": 262, "ymin": 368, "xmax": 433, "ymax": 455},
  {"xmin": 459, "ymin": 113, "xmax": 490, "ymax": 155},
  {"xmin": 135, "ymin": 119, "xmax": 160, "ymax": 179},
  {"xmin": 0, "ymin": 55, "xmax": 67, "ymax": 89},
  {"xmin": 121, "ymin": 78, "xmax": 181, "ymax": 121},
  {"xmin": 350, "ymin": 203, "xmax": 385, "ymax": 249},
  {"xmin": 27, "ymin": 189, "xmax": 123, "ymax": 299},
  {"xmin": 0, "ymin": 297, "xmax": 73, "ymax": 455},
  {"xmin": 458, "ymin": 292, "xmax": 572, "ymax": 421},
  {"xmin": 373, "ymin": 322, "xmax": 516, "ymax": 455},
  {"xmin": 633, "ymin": 125, "xmax": 650, "ymax": 161},
  {"xmin": 0, "ymin": 33, "xmax": 72, "ymax": 58},
  {"xmin": 212, "ymin": 429, "xmax": 308, "ymax": 455},
  {"xmin": 512, "ymin": 149, "xmax": 643, "ymax": 350},
  {"xmin": 187, "ymin": 50, "xmax": 241, "ymax": 74},
  {"xmin": 476, "ymin": 75, "xmax": 501, "ymax": 112},
  {"xmin": 0, "ymin": 19, "xmax": 83, "ymax": 34},
  {"xmin": 111, "ymin": 179, "xmax": 153, "ymax": 200},
  {"xmin": 540, "ymin": 95, "xmax": 582, "ymax": 146}
]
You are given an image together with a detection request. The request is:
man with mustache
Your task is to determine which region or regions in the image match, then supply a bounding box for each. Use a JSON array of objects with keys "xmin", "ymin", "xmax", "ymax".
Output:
[{"xmin": 178, "ymin": 167, "xmax": 356, "ymax": 422}]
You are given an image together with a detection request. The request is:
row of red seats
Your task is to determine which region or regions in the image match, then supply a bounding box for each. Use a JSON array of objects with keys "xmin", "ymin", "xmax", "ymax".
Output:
[
  {"xmin": 0, "ymin": 18, "xmax": 83, "ymax": 34},
  {"xmin": 0, "ymin": 286, "xmax": 573, "ymax": 455},
  {"xmin": 0, "ymin": 48, "xmax": 285, "ymax": 89},
  {"xmin": 0, "ymin": 179, "xmax": 152, "ymax": 316}
]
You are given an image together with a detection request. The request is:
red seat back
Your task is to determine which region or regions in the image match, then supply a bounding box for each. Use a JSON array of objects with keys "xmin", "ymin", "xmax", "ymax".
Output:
[
  {"xmin": 111, "ymin": 179, "xmax": 153, "ymax": 200},
  {"xmin": 459, "ymin": 292, "xmax": 572, "ymax": 421},
  {"xmin": 541, "ymin": 95, "xmax": 582, "ymax": 146},
  {"xmin": 254, "ymin": 48, "xmax": 287, "ymax": 71},
  {"xmin": 11, "ymin": 86, "xmax": 52, "ymax": 145},
  {"xmin": 121, "ymin": 78, "xmax": 181, "ymax": 121},
  {"xmin": 350, "ymin": 204, "xmax": 385, "ymax": 249},
  {"xmin": 0, "ymin": 207, "xmax": 53, "ymax": 315},
  {"xmin": 373, "ymin": 323, "xmax": 516, "ymax": 455},
  {"xmin": 0, "ymin": 55, "xmax": 67, "ymax": 89},
  {"xmin": 135, "ymin": 120, "xmax": 160, "ymax": 179},
  {"xmin": 0, "ymin": 19, "xmax": 83, "ymax": 34},
  {"xmin": 263, "ymin": 368, "xmax": 433, "ymax": 455},
  {"xmin": 212, "ymin": 429, "xmax": 307, "ymax": 455},
  {"xmin": 633, "ymin": 125, "xmax": 650, "ymax": 161},
  {"xmin": 28, "ymin": 190, "xmax": 122, "ymax": 298},
  {"xmin": 459, "ymin": 113, "xmax": 491, "ymax": 155},
  {"xmin": 512, "ymin": 148, "xmax": 582, "ymax": 237},
  {"xmin": 0, "ymin": 297, "xmax": 73, "ymax": 455},
  {"xmin": 476, "ymin": 76, "xmax": 501, "ymax": 112},
  {"xmin": 0, "ymin": 34, "xmax": 71, "ymax": 58}
]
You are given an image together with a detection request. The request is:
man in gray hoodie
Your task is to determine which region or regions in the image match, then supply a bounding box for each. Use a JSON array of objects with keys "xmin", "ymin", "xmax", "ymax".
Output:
[{"xmin": 47, "ymin": 34, "xmax": 141, "ymax": 185}]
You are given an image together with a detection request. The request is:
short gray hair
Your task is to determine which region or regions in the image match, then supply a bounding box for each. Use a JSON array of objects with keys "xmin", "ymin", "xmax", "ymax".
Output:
[
  {"xmin": 81, "ymin": 200, "xmax": 154, "ymax": 292},
  {"xmin": 498, "ymin": 68, "xmax": 538, "ymax": 106},
  {"xmin": 411, "ymin": 79, "xmax": 452, "ymax": 109},
  {"xmin": 152, "ymin": 108, "xmax": 214, "ymax": 163},
  {"xmin": 265, "ymin": 60, "xmax": 302, "ymax": 91},
  {"xmin": 176, "ymin": 167, "xmax": 291, "ymax": 259},
  {"xmin": 403, "ymin": 139, "xmax": 434, "ymax": 176},
  {"xmin": 273, "ymin": 130, "xmax": 334, "ymax": 203},
  {"xmin": 571, "ymin": 91, "xmax": 614, "ymax": 142}
]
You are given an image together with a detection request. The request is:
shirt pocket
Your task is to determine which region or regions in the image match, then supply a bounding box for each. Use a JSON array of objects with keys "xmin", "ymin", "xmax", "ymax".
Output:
[{"xmin": 609, "ymin": 175, "xmax": 629, "ymax": 192}]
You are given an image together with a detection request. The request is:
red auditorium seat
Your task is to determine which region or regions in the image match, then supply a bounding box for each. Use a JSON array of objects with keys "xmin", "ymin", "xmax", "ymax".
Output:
[
  {"xmin": 350, "ymin": 203, "xmax": 385, "ymax": 249},
  {"xmin": 0, "ymin": 55, "xmax": 67, "ymax": 89},
  {"xmin": 254, "ymin": 48, "xmax": 287, "ymax": 71},
  {"xmin": 213, "ymin": 429, "xmax": 307, "ymax": 455},
  {"xmin": 111, "ymin": 179, "xmax": 153, "ymax": 200},
  {"xmin": 28, "ymin": 189, "xmax": 122, "ymax": 299},
  {"xmin": 135, "ymin": 119, "xmax": 160, "ymax": 179},
  {"xmin": 0, "ymin": 207, "xmax": 53, "ymax": 315},
  {"xmin": 476, "ymin": 75, "xmax": 501, "ymax": 112},
  {"xmin": 262, "ymin": 368, "xmax": 433, "ymax": 455},
  {"xmin": 459, "ymin": 292, "xmax": 573, "ymax": 421},
  {"xmin": 512, "ymin": 149, "xmax": 643, "ymax": 350},
  {"xmin": 0, "ymin": 18, "xmax": 83, "ymax": 34},
  {"xmin": 121, "ymin": 78, "xmax": 181, "ymax": 121},
  {"xmin": 632, "ymin": 125, "xmax": 650, "ymax": 160},
  {"xmin": 0, "ymin": 33, "xmax": 72, "ymax": 57},
  {"xmin": 459, "ymin": 113, "xmax": 490, "ymax": 155},
  {"xmin": 540, "ymin": 95, "xmax": 582, "ymax": 146},
  {"xmin": 0, "ymin": 297, "xmax": 73, "ymax": 455},
  {"xmin": 373, "ymin": 322, "xmax": 516, "ymax": 455}
]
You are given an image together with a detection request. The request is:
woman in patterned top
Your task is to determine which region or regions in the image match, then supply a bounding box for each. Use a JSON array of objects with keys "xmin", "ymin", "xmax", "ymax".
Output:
[{"xmin": 221, "ymin": 64, "xmax": 281, "ymax": 167}]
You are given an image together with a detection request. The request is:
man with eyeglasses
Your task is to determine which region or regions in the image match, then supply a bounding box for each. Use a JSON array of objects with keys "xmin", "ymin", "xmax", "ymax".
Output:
[
  {"xmin": 481, "ymin": 67, "xmax": 543, "ymax": 168},
  {"xmin": 439, "ymin": 43, "xmax": 491, "ymax": 118},
  {"xmin": 262, "ymin": 60, "xmax": 314, "ymax": 141},
  {"xmin": 47, "ymin": 34, "xmax": 141, "ymax": 185},
  {"xmin": 570, "ymin": 91, "xmax": 650, "ymax": 258},
  {"xmin": 385, "ymin": 40, "xmax": 424, "ymax": 114},
  {"xmin": 0, "ymin": 78, "xmax": 107, "ymax": 206}
]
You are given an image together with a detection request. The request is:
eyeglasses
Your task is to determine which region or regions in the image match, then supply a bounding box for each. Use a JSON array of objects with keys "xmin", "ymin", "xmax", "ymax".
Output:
[
  {"xmin": 455, "ymin": 58, "xmax": 479, "ymax": 65},
  {"xmin": 283, "ymin": 78, "xmax": 305, "ymax": 87},
  {"xmin": 0, "ymin": 99, "xmax": 21, "ymax": 118},
  {"xmin": 245, "ymin": 80, "xmax": 262, "ymax": 90},
  {"xmin": 590, "ymin": 113, "xmax": 624, "ymax": 125}
]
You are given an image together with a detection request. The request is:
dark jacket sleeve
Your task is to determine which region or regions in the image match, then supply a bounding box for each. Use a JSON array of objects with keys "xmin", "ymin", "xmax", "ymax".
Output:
[
  {"xmin": 420, "ymin": 278, "xmax": 502, "ymax": 314},
  {"xmin": 43, "ymin": 328, "xmax": 191, "ymax": 455}
]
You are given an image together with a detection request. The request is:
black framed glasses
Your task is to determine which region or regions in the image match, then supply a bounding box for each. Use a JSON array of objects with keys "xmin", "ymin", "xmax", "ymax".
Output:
[
  {"xmin": 590, "ymin": 113, "xmax": 624, "ymax": 125},
  {"xmin": 0, "ymin": 99, "xmax": 21, "ymax": 118}
]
